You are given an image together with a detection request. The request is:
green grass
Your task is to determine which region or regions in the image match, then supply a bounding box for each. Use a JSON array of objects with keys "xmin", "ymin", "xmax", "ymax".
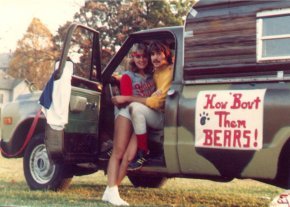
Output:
[{"xmin": 0, "ymin": 155, "xmax": 285, "ymax": 207}]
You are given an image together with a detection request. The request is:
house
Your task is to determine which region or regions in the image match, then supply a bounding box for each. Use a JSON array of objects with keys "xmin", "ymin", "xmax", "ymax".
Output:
[
  {"xmin": 0, "ymin": 75, "xmax": 32, "ymax": 108},
  {"xmin": 184, "ymin": 0, "xmax": 290, "ymax": 81},
  {"xmin": 0, "ymin": 53, "xmax": 11, "ymax": 72},
  {"xmin": 0, "ymin": 53, "xmax": 32, "ymax": 108}
]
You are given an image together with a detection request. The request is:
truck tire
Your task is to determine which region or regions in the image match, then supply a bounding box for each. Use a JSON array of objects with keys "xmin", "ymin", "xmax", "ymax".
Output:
[
  {"xmin": 128, "ymin": 175, "xmax": 167, "ymax": 188},
  {"xmin": 23, "ymin": 133, "xmax": 72, "ymax": 191}
]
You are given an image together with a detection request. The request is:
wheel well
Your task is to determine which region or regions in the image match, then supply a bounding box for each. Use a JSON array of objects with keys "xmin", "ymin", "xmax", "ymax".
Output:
[
  {"xmin": 9, "ymin": 118, "xmax": 46, "ymax": 157},
  {"xmin": 276, "ymin": 138, "xmax": 290, "ymax": 188}
]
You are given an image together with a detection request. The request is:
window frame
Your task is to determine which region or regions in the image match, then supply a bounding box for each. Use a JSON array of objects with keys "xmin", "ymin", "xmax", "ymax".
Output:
[{"xmin": 257, "ymin": 8, "xmax": 290, "ymax": 62}]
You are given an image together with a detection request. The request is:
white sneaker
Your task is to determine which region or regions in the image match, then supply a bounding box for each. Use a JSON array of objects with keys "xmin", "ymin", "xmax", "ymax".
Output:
[{"xmin": 102, "ymin": 186, "xmax": 129, "ymax": 206}]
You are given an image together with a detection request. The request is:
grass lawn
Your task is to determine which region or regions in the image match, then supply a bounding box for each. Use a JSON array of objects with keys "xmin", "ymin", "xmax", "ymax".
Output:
[{"xmin": 0, "ymin": 155, "xmax": 285, "ymax": 207}]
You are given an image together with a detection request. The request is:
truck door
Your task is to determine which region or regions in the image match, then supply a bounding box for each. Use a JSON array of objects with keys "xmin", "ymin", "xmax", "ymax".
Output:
[{"xmin": 52, "ymin": 24, "xmax": 102, "ymax": 162}]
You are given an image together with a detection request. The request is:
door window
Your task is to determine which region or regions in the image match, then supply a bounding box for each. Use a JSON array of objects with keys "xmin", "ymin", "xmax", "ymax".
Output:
[{"xmin": 67, "ymin": 27, "xmax": 94, "ymax": 79}]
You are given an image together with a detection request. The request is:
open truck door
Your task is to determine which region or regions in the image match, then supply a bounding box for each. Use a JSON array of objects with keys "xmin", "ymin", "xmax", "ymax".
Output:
[{"xmin": 23, "ymin": 23, "xmax": 103, "ymax": 190}]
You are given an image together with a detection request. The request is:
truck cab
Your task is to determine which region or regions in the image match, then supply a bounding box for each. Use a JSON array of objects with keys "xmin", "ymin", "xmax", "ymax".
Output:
[{"xmin": 1, "ymin": 0, "xmax": 290, "ymax": 191}]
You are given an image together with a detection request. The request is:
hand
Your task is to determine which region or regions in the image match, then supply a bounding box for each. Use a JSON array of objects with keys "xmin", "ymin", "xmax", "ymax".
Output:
[
  {"xmin": 111, "ymin": 95, "xmax": 128, "ymax": 106},
  {"xmin": 152, "ymin": 89, "xmax": 162, "ymax": 97}
]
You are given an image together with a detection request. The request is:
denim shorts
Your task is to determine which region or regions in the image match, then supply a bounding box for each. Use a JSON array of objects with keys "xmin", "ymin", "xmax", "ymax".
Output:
[{"xmin": 114, "ymin": 106, "xmax": 131, "ymax": 120}]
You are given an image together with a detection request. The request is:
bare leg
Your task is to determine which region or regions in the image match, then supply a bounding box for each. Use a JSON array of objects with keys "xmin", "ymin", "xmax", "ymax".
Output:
[
  {"xmin": 117, "ymin": 133, "xmax": 137, "ymax": 185},
  {"xmin": 107, "ymin": 115, "xmax": 132, "ymax": 186},
  {"xmin": 102, "ymin": 115, "xmax": 131, "ymax": 206}
]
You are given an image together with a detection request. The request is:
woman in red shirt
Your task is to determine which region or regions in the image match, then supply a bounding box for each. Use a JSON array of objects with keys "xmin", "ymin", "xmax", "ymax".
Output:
[{"xmin": 102, "ymin": 43, "xmax": 155, "ymax": 206}]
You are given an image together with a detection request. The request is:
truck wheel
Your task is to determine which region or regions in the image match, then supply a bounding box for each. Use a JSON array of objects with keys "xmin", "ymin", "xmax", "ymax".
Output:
[
  {"xmin": 23, "ymin": 133, "xmax": 72, "ymax": 191},
  {"xmin": 128, "ymin": 175, "xmax": 167, "ymax": 188}
]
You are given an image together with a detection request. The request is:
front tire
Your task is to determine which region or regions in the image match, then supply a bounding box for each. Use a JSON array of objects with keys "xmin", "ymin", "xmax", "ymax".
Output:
[
  {"xmin": 23, "ymin": 133, "xmax": 72, "ymax": 191},
  {"xmin": 128, "ymin": 175, "xmax": 167, "ymax": 188}
]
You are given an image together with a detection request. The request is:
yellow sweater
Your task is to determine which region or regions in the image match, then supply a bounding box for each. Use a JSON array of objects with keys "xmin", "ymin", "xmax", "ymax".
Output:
[{"xmin": 145, "ymin": 64, "xmax": 173, "ymax": 110}]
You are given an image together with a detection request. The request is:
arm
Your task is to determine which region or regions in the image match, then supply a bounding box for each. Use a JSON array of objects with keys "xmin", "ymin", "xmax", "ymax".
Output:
[
  {"xmin": 145, "ymin": 66, "xmax": 173, "ymax": 109},
  {"xmin": 111, "ymin": 95, "xmax": 147, "ymax": 106},
  {"xmin": 112, "ymin": 67, "xmax": 173, "ymax": 109},
  {"xmin": 120, "ymin": 74, "xmax": 132, "ymax": 96},
  {"xmin": 112, "ymin": 73, "xmax": 147, "ymax": 106}
]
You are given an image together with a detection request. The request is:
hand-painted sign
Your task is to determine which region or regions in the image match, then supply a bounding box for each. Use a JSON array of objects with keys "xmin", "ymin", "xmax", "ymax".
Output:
[
  {"xmin": 195, "ymin": 89, "xmax": 266, "ymax": 150},
  {"xmin": 270, "ymin": 191, "xmax": 290, "ymax": 207}
]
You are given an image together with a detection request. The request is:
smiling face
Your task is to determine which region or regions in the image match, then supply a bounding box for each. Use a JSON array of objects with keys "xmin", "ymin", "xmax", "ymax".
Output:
[
  {"xmin": 133, "ymin": 49, "xmax": 149, "ymax": 71},
  {"xmin": 151, "ymin": 51, "xmax": 168, "ymax": 69},
  {"xmin": 148, "ymin": 41, "xmax": 171, "ymax": 70}
]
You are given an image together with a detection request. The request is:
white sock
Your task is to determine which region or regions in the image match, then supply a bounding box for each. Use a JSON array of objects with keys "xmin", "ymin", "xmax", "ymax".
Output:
[{"xmin": 103, "ymin": 185, "xmax": 129, "ymax": 206}]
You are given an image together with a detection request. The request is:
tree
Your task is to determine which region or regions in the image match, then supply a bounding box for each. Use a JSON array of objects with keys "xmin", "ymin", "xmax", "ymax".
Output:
[
  {"xmin": 56, "ymin": 0, "xmax": 192, "ymax": 67},
  {"xmin": 8, "ymin": 18, "xmax": 58, "ymax": 89},
  {"xmin": 170, "ymin": 0, "xmax": 195, "ymax": 21}
]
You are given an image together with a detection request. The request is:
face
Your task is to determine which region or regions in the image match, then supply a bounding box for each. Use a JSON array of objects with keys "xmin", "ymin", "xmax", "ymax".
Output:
[
  {"xmin": 151, "ymin": 51, "xmax": 168, "ymax": 69},
  {"xmin": 133, "ymin": 49, "xmax": 148, "ymax": 70}
]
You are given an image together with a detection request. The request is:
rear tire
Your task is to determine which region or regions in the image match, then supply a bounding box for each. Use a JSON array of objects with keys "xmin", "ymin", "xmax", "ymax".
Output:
[
  {"xmin": 23, "ymin": 133, "xmax": 72, "ymax": 191},
  {"xmin": 128, "ymin": 175, "xmax": 167, "ymax": 188}
]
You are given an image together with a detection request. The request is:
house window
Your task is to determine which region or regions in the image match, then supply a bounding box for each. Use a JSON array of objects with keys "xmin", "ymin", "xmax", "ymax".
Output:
[{"xmin": 257, "ymin": 9, "xmax": 290, "ymax": 61}]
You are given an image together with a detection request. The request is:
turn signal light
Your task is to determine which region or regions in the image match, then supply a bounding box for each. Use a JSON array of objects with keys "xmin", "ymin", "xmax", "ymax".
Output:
[{"xmin": 3, "ymin": 117, "xmax": 12, "ymax": 125}]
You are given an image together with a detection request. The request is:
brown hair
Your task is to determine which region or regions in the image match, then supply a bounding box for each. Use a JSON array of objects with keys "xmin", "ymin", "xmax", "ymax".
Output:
[{"xmin": 149, "ymin": 41, "xmax": 172, "ymax": 64}]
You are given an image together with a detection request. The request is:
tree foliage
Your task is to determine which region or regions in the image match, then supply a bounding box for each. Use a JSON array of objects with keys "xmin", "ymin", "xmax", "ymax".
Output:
[
  {"xmin": 171, "ymin": 0, "xmax": 194, "ymax": 21},
  {"xmin": 9, "ymin": 1, "xmax": 194, "ymax": 87},
  {"xmin": 8, "ymin": 18, "xmax": 58, "ymax": 89},
  {"xmin": 56, "ymin": 0, "xmax": 193, "ymax": 65}
]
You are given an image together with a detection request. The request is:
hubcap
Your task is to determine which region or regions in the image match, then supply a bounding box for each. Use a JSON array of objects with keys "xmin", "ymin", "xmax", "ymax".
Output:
[{"xmin": 29, "ymin": 144, "xmax": 56, "ymax": 184}]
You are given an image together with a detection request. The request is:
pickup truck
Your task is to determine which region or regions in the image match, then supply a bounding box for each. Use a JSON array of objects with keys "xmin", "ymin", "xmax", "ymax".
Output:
[{"xmin": 1, "ymin": 0, "xmax": 290, "ymax": 191}]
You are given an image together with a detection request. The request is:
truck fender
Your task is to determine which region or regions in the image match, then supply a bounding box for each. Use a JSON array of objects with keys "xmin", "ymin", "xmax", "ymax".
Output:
[{"xmin": 1, "ymin": 110, "xmax": 45, "ymax": 158}]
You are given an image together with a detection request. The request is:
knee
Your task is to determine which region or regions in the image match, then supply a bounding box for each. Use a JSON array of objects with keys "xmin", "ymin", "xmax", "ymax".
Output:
[
  {"xmin": 128, "ymin": 103, "xmax": 146, "ymax": 122},
  {"xmin": 128, "ymin": 102, "xmax": 141, "ymax": 115}
]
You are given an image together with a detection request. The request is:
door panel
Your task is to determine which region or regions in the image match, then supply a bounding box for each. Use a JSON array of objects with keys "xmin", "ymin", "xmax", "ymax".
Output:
[
  {"xmin": 177, "ymin": 82, "xmax": 290, "ymax": 179},
  {"xmin": 66, "ymin": 87, "xmax": 100, "ymax": 134}
]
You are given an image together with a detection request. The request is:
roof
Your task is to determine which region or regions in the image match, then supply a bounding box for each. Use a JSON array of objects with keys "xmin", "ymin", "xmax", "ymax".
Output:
[
  {"xmin": 0, "ymin": 69, "xmax": 19, "ymax": 90},
  {"xmin": 0, "ymin": 70, "xmax": 12, "ymax": 79},
  {"xmin": 0, "ymin": 78, "xmax": 24, "ymax": 90}
]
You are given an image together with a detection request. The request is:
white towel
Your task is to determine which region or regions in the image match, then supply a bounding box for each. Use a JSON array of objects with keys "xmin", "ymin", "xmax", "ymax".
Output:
[{"xmin": 41, "ymin": 61, "xmax": 73, "ymax": 130}]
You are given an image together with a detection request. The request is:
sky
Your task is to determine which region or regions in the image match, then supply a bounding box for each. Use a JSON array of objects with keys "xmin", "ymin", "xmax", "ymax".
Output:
[{"xmin": 0, "ymin": 0, "xmax": 85, "ymax": 53}]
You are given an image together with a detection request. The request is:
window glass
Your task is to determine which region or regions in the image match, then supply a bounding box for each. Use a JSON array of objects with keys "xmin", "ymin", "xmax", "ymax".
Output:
[
  {"xmin": 263, "ymin": 15, "xmax": 290, "ymax": 36},
  {"xmin": 68, "ymin": 27, "xmax": 93, "ymax": 79},
  {"xmin": 257, "ymin": 9, "xmax": 290, "ymax": 61},
  {"xmin": 262, "ymin": 38, "xmax": 290, "ymax": 57}
]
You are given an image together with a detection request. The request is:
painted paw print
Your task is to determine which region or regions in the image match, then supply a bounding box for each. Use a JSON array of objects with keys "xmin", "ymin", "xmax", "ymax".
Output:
[{"xmin": 200, "ymin": 112, "xmax": 210, "ymax": 125}]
